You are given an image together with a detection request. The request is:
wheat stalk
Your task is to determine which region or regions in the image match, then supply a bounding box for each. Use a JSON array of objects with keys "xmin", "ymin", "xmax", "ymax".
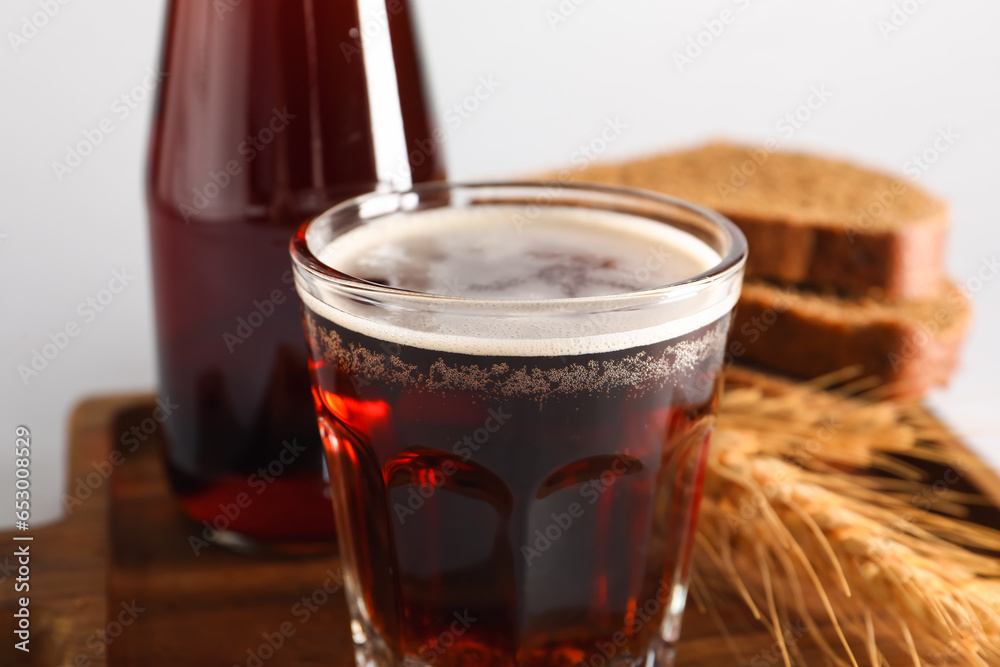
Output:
[{"xmin": 697, "ymin": 368, "xmax": 1000, "ymax": 666}]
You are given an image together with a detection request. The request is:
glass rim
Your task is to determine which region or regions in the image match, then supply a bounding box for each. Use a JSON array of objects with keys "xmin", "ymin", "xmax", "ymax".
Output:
[{"xmin": 289, "ymin": 180, "xmax": 748, "ymax": 308}]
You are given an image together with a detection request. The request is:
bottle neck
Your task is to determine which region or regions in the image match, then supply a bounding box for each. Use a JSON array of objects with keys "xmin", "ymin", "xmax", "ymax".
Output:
[{"xmin": 148, "ymin": 0, "xmax": 442, "ymax": 223}]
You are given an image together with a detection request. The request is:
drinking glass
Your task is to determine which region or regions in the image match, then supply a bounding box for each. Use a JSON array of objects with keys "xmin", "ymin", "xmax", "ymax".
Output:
[{"xmin": 290, "ymin": 182, "xmax": 747, "ymax": 667}]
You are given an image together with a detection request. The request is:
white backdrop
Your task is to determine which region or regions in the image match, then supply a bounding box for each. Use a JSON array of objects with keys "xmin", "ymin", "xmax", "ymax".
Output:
[{"xmin": 1, "ymin": 0, "xmax": 998, "ymax": 529}]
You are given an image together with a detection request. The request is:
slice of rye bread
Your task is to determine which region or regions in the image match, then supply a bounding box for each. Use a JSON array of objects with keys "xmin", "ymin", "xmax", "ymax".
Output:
[
  {"xmin": 561, "ymin": 142, "xmax": 950, "ymax": 299},
  {"xmin": 731, "ymin": 280, "xmax": 971, "ymax": 396}
]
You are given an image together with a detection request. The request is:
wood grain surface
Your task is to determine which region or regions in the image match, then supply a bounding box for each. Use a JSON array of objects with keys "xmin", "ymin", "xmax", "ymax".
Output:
[{"xmin": 1, "ymin": 392, "xmax": 996, "ymax": 666}]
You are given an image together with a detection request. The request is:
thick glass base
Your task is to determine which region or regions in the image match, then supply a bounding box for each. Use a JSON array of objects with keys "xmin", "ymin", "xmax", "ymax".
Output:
[
  {"xmin": 371, "ymin": 649, "xmax": 677, "ymax": 667},
  {"xmin": 349, "ymin": 633, "xmax": 678, "ymax": 667},
  {"xmin": 345, "ymin": 582, "xmax": 688, "ymax": 667},
  {"xmin": 167, "ymin": 464, "xmax": 337, "ymax": 557}
]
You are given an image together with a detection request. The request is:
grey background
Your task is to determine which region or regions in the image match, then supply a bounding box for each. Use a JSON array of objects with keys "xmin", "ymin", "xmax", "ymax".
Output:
[{"xmin": 1, "ymin": 0, "xmax": 997, "ymax": 528}]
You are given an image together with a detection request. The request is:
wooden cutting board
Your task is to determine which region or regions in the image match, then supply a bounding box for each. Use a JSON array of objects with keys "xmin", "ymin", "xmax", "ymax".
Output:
[{"xmin": 2, "ymin": 392, "xmax": 997, "ymax": 666}]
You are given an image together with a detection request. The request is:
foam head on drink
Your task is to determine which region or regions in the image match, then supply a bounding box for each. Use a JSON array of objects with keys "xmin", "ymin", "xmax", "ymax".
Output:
[
  {"xmin": 307, "ymin": 206, "xmax": 727, "ymax": 357},
  {"xmin": 298, "ymin": 205, "xmax": 734, "ymax": 666}
]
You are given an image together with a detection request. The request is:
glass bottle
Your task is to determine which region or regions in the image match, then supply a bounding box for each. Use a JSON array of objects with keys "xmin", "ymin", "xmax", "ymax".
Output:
[{"xmin": 146, "ymin": 0, "xmax": 443, "ymax": 553}]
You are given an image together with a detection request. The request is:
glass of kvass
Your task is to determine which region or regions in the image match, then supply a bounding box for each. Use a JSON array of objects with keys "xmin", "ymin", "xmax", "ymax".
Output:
[{"xmin": 291, "ymin": 182, "xmax": 747, "ymax": 666}]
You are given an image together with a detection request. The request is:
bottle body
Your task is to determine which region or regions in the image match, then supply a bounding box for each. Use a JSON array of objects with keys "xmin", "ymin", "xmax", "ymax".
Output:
[{"xmin": 147, "ymin": 0, "xmax": 442, "ymax": 552}]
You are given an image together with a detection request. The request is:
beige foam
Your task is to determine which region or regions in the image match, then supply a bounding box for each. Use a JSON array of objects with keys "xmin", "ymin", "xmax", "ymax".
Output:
[{"xmin": 302, "ymin": 205, "xmax": 738, "ymax": 358}]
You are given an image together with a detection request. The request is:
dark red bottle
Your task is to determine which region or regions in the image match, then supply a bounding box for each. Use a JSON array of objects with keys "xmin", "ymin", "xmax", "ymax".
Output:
[{"xmin": 146, "ymin": 0, "xmax": 443, "ymax": 553}]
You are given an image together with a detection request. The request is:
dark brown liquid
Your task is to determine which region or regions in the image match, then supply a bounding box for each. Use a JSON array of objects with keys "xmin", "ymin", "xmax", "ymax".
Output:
[
  {"xmin": 304, "ymin": 310, "xmax": 727, "ymax": 666},
  {"xmin": 146, "ymin": 0, "xmax": 443, "ymax": 547}
]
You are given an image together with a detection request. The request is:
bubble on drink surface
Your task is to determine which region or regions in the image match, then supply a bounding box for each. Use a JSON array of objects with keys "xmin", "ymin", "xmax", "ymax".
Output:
[
  {"xmin": 302, "ymin": 204, "xmax": 736, "ymax": 400},
  {"xmin": 318, "ymin": 206, "xmax": 720, "ymax": 299},
  {"xmin": 308, "ymin": 317, "xmax": 729, "ymax": 400},
  {"xmin": 420, "ymin": 320, "xmax": 729, "ymax": 397},
  {"xmin": 302, "ymin": 204, "xmax": 738, "ymax": 358}
]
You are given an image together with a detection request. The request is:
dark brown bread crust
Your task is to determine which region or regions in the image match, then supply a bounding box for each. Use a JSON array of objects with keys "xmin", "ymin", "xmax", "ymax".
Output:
[
  {"xmin": 562, "ymin": 143, "xmax": 950, "ymax": 299},
  {"xmin": 731, "ymin": 282, "xmax": 971, "ymax": 397},
  {"xmin": 540, "ymin": 144, "xmax": 967, "ymax": 393},
  {"xmin": 729, "ymin": 214, "xmax": 947, "ymax": 299}
]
